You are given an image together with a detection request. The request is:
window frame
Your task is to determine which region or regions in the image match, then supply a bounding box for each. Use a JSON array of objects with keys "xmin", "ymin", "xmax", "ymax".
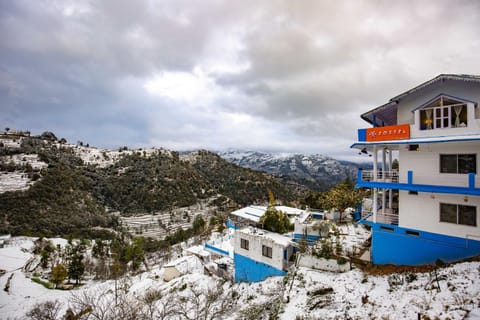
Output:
[
  {"xmin": 440, "ymin": 203, "xmax": 477, "ymax": 227},
  {"xmin": 418, "ymin": 95, "xmax": 468, "ymax": 130},
  {"xmin": 440, "ymin": 154, "xmax": 476, "ymax": 174},
  {"xmin": 262, "ymin": 245, "xmax": 273, "ymax": 258},
  {"xmin": 240, "ymin": 238, "xmax": 249, "ymax": 251}
]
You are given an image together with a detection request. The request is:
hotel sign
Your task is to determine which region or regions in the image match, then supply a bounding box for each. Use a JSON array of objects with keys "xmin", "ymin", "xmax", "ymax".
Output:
[{"xmin": 358, "ymin": 124, "xmax": 410, "ymax": 142}]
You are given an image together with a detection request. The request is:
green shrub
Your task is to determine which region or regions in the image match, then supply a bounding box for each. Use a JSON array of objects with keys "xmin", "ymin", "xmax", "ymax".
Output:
[{"xmin": 32, "ymin": 277, "xmax": 53, "ymax": 289}]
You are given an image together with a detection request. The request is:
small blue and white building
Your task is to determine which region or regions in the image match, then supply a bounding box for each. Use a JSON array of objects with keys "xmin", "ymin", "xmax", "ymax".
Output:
[
  {"xmin": 352, "ymin": 74, "xmax": 480, "ymax": 265},
  {"xmin": 233, "ymin": 227, "xmax": 296, "ymax": 282},
  {"xmin": 230, "ymin": 205, "xmax": 306, "ymax": 227},
  {"xmin": 293, "ymin": 210, "xmax": 325, "ymax": 244}
]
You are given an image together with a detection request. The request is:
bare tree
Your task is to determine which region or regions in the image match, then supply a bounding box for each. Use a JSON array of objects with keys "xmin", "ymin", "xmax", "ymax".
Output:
[
  {"xmin": 69, "ymin": 281, "xmax": 143, "ymax": 320},
  {"xmin": 26, "ymin": 300, "xmax": 62, "ymax": 320},
  {"xmin": 140, "ymin": 289, "xmax": 177, "ymax": 320},
  {"xmin": 175, "ymin": 281, "xmax": 237, "ymax": 320},
  {"xmin": 239, "ymin": 280, "xmax": 286, "ymax": 320}
]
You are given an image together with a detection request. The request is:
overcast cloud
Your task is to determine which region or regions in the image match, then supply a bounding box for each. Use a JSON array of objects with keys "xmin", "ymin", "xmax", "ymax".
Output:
[{"xmin": 1, "ymin": 0, "xmax": 480, "ymax": 161}]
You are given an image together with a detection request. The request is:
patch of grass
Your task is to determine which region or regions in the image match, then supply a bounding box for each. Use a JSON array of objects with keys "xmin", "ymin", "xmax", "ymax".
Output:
[
  {"xmin": 32, "ymin": 277, "xmax": 53, "ymax": 289},
  {"xmin": 359, "ymin": 264, "xmax": 435, "ymax": 276}
]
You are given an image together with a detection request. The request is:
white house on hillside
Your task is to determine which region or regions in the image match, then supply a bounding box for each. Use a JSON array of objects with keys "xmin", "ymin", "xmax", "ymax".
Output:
[
  {"xmin": 352, "ymin": 74, "xmax": 480, "ymax": 265},
  {"xmin": 233, "ymin": 227, "xmax": 296, "ymax": 282}
]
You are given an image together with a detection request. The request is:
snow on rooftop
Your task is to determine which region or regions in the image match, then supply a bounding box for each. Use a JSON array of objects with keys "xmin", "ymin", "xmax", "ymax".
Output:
[
  {"xmin": 231, "ymin": 205, "xmax": 306, "ymax": 223},
  {"xmin": 231, "ymin": 206, "xmax": 266, "ymax": 222},
  {"xmin": 186, "ymin": 245, "xmax": 211, "ymax": 258},
  {"xmin": 164, "ymin": 255, "xmax": 203, "ymax": 275},
  {"xmin": 205, "ymin": 229, "xmax": 235, "ymax": 257},
  {"xmin": 237, "ymin": 227, "xmax": 294, "ymax": 247}
]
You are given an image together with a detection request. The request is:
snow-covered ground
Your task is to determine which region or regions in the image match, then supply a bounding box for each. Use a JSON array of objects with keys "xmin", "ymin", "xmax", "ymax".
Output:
[
  {"xmin": 1, "ymin": 231, "xmax": 480, "ymax": 320},
  {"xmin": 0, "ymin": 153, "xmax": 48, "ymax": 193},
  {"xmin": 70, "ymin": 144, "xmax": 175, "ymax": 168},
  {"xmin": 0, "ymin": 238, "xmax": 70, "ymax": 318},
  {"xmin": 0, "ymin": 172, "xmax": 32, "ymax": 193}
]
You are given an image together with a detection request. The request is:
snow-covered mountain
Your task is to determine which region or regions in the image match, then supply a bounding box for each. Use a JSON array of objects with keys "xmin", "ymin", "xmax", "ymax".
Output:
[{"xmin": 218, "ymin": 150, "xmax": 365, "ymax": 191}]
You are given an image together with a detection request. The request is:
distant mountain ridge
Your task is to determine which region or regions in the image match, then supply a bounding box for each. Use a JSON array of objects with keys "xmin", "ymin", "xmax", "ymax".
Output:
[
  {"xmin": 0, "ymin": 133, "xmax": 300, "ymax": 237},
  {"xmin": 218, "ymin": 150, "xmax": 364, "ymax": 191}
]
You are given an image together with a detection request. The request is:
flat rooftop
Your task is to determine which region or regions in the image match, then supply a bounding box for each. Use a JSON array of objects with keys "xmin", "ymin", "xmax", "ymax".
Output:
[{"xmin": 236, "ymin": 227, "xmax": 295, "ymax": 247}]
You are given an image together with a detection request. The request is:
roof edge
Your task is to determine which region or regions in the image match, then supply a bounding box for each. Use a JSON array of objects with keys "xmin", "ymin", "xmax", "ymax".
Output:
[{"xmin": 391, "ymin": 74, "xmax": 480, "ymax": 102}]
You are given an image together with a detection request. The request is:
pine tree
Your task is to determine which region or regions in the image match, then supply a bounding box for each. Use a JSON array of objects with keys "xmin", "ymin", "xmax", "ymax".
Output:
[
  {"xmin": 68, "ymin": 252, "xmax": 85, "ymax": 285},
  {"xmin": 260, "ymin": 207, "xmax": 292, "ymax": 234},
  {"xmin": 51, "ymin": 263, "xmax": 67, "ymax": 288},
  {"xmin": 319, "ymin": 179, "xmax": 364, "ymax": 223}
]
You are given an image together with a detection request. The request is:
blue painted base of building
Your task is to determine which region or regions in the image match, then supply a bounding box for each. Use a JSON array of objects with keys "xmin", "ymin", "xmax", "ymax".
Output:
[
  {"xmin": 370, "ymin": 223, "xmax": 480, "ymax": 265},
  {"xmin": 293, "ymin": 233, "xmax": 320, "ymax": 244},
  {"xmin": 234, "ymin": 253, "xmax": 286, "ymax": 282}
]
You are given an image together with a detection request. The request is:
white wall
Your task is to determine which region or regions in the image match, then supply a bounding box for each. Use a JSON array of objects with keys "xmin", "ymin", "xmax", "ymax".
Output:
[
  {"xmin": 234, "ymin": 230, "xmax": 289, "ymax": 270},
  {"xmin": 398, "ymin": 141, "xmax": 479, "ymax": 188},
  {"xmin": 399, "ymin": 191, "xmax": 480, "ymax": 239},
  {"xmin": 294, "ymin": 221, "xmax": 321, "ymax": 237}
]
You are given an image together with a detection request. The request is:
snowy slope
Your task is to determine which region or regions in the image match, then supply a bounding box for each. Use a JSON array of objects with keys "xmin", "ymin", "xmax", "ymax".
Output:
[{"xmin": 1, "ymin": 231, "xmax": 480, "ymax": 320}]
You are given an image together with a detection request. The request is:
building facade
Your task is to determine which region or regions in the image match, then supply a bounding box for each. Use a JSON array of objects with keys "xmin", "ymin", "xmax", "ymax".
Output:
[
  {"xmin": 233, "ymin": 227, "xmax": 296, "ymax": 282},
  {"xmin": 352, "ymin": 74, "xmax": 480, "ymax": 265},
  {"xmin": 293, "ymin": 210, "xmax": 325, "ymax": 244}
]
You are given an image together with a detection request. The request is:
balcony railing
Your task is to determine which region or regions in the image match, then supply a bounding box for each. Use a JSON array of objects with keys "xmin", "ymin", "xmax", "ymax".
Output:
[
  {"xmin": 361, "ymin": 170, "xmax": 399, "ymax": 183},
  {"xmin": 360, "ymin": 209, "xmax": 399, "ymax": 225},
  {"xmin": 376, "ymin": 211, "xmax": 399, "ymax": 225},
  {"xmin": 357, "ymin": 169, "xmax": 480, "ymax": 196}
]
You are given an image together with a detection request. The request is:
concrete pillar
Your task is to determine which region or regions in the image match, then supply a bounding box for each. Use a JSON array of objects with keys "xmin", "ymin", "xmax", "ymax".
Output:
[
  {"xmin": 388, "ymin": 148, "xmax": 393, "ymax": 210},
  {"xmin": 373, "ymin": 145, "xmax": 378, "ymax": 223},
  {"xmin": 381, "ymin": 148, "xmax": 386, "ymax": 214}
]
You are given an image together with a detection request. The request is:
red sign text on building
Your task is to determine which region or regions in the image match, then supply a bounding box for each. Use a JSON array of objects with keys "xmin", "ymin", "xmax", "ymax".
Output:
[{"xmin": 366, "ymin": 124, "xmax": 410, "ymax": 142}]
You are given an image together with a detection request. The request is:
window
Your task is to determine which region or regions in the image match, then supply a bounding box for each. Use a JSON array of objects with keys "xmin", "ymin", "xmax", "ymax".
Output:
[
  {"xmin": 262, "ymin": 245, "xmax": 272, "ymax": 258},
  {"xmin": 440, "ymin": 154, "xmax": 476, "ymax": 174},
  {"xmin": 240, "ymin": 238, "xmax": 249, "ymax": 250},
  {"xmin": 408, "ymin": 144, "xmax": 419, "ymax": 151},
  {"xmin": 405, "ymin": 230, "xmax": 419, "ymax": 237},
  {"xmin": 419, "ymin": 96, "xmax": 468, "ymax": 130},
  {"xmin": 380, "ymin": 226, "xmax": 394, "ymax": 232},
  {"xmin": 440, "ymin": 203, "xmax": 477, "ymax": 226}
]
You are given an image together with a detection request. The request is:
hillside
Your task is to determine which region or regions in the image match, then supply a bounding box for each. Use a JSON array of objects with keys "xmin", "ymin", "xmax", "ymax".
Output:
[
  {"xmin": 219, "ymin": 150, "xmax": 365, "ymax": 191},
  {"xmin": 2, "ymin": 232, "xmax": 480, "ymax": 320},
  {"xmin": 0, "ymin": 134, "xmax": 300, "ymax": 237}
]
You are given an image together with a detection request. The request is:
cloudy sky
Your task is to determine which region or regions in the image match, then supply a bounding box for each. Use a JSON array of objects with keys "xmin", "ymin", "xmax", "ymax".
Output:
[{"xmin": 1, "ymin": 0, "xmax": 480, "ymax": 161}]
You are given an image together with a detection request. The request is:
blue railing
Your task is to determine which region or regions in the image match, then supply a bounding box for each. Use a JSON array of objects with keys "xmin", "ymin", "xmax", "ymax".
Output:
[
  {"xmin": 355, "ymin": 211, "xmax": 373, "ymax": 225},
  {"xmin": 356, "ymin": 169, "xmax": 479, "ymax": 196},
  {"xmin": 204, "ymin": 243, "xmax": 229, "ymax": 256}
]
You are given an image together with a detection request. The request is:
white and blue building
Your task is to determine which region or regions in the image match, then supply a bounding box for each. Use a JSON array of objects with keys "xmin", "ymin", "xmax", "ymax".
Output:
[
  {"xmin": 293, "ymin": 209, "xmax": 325, "ymax": 244},
  {"xmin": 229, "ymin": 205, "xmax": 305, "ymax": 227},
  {"xmin": 352, "ymin": 74, "xmax": 480, "ymax": 266},
  {"xmin": 233, "ymin": 227, "xmax": 296, "ymax": 282}
]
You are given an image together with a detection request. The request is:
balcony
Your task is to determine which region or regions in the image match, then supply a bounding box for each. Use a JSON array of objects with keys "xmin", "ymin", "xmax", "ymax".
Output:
[
  {"xmin": 356, "ymin": 170, "xmax": 480, "ymax": 196},
  {"xmin": 361, "ymin": 170, "xmax": 399, "ymax": 183}
]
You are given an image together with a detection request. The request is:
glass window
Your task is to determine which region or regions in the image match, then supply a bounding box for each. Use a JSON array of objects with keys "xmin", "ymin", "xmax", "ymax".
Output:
[
  {"xmin": 440, "ymin": 154, "xmax": 477, "ymax": 174},
  {"xmin": 440, "ymin": 203, "xmax": 457, "ymax": 224},
  {"xmin": 440, "ymin": 155, "xmax": 458, "ymax": 173},
  {"xmin": 240, "ymin": 238, "xmax": 249, "ymax": 250},
  {"xmin": 262, "ymin": 245, "xmax": 272, "ymax": 258},
  {"xmin": 458, "ymin": 154, "xmax": 476, "ymax": 174},
  {"xmin": 440, "ymin": 203, "xmax": 477, "ymax": 227},
  {"xmin": 418, "ymin": 96, "xmax": 468, "ymax": 130},
  {"xmin": 459, "ymin": 205, "xmax": 477, "ymax": 226}
]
